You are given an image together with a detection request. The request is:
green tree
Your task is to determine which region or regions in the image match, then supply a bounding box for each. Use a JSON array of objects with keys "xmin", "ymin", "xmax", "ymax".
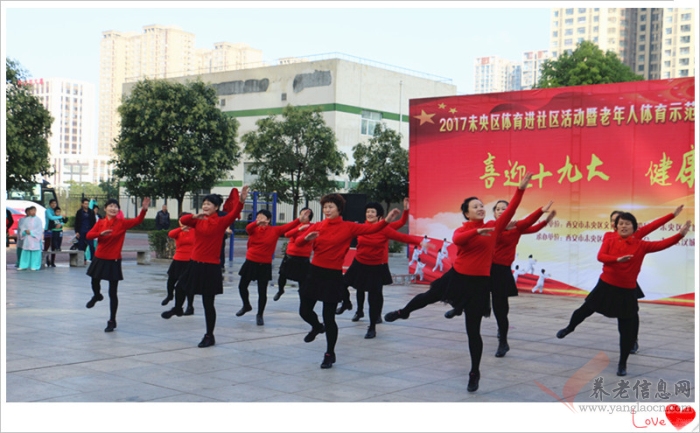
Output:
[
  {"xmin": 536, "ymin": 41, "xmax": 643, "ymax": 88},
  {"xmin": 241, "ymin": 105, "xmax": 346, "ymax": 216},
  {"xmin": 5, "ymin": 59, "xmax": 54, "ymax": 192},
  {"xmin": 347, "ymin": 123, "xmax": 408, "ymax": 210},
  {"xmin": 98, "ymin": 176, "xmax": 120, "ymax": 198},
  {"xmin": 112, "ymin": 79, "xmax": 240, "ymax": 214}
]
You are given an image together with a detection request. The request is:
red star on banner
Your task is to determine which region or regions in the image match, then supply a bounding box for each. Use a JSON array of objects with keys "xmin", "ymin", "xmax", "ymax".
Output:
[{"xmin": 414, "ymin": 110, "xmax": 436, "ymax": 125}]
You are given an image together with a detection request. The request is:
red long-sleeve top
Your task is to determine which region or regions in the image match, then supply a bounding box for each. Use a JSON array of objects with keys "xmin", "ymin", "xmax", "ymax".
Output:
[
  {"xmin": 451, "ymin": 188, "xmax": 524, "ymax": 276},
  {"xmin": 285, "ymin": 225, "xmax": 314, "ymax": 258},
  {"xmin": 169, "ymin": 227, "xmax": 196, "ymax": 262},
  {"xmin": 491, "ymin": 207, "xmax": 546, "ymax": 266},
  {"xmin": 355, "ymin": 224, "xmax": 423, "ymax": 265},
  {"xmin": 180, "ymin": 189, "xmax": 243, "ymax": 264},
  {"xmin": 597, "ymin": 232, "xmax": 684, "ymax": 289},
  {"xmin": 602, "ymin": 213, "xmax": 674, "ymax": 242},
  {"xmin": 296, "ymin": 217, "xmax": 389, "ymax": 270},
  {"xmin": 245, "ymin": 219, "xmax": 301, "ymax": 263},
  {"xmin": 86, "ymin": 209, "xmax": 147, "ymax": 260}
]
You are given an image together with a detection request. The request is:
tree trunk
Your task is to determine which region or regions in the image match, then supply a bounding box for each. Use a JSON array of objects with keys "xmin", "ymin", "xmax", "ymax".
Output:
[{"xmin": 176, "ymin": 193, "xmax": 185, "ymax": 216}]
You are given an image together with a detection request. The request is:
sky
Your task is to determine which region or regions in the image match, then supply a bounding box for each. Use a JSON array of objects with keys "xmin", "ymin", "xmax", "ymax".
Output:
[{"xmin": 2, "ymin": 2, "xmax": 557, "ymax": 94}]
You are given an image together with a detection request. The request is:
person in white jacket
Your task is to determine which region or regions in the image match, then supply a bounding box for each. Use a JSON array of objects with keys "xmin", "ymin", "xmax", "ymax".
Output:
[{"xmin": 17, "ymin": 206, "xmax": 44, "ymax": 271}]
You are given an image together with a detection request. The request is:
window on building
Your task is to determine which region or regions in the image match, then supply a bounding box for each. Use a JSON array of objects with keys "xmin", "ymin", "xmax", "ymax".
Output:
[
  {"xmin": 577, "ymin": 16, "xmax": 586, "ymax": 22},
  {"xmin": 665, "ymin": 27, "xmax": 672, "ymax": 34},
  {"xmin": 639, "ymin": 35, "xmax": 646, "ymax": 41},
  {"xmin": 593, "ymin": 36, "xmax": 599, "ymax": 43},
  {"xmin": 681, "ymin": 13, "xmax": 691, "ymax": 21},
  {"xmin": 553, "ymin": 10, "xmax": 559, "ymax": 17},
  {"xmin": 640, "ymin": 24, "xmax": 646, "ymax": 31},
  {"xmin": 680, "ymin": 47, "xmax": 690, "ymax": 54},
  {"xmin": 679, "ymin": 69, "xmax": 689, "ymax": 77},
  {"xmin": 679, "ymin": 58, "xmax": 690, "ymax": 65},
  {"xmin": 552, "ymin": 31, "xmax": 558, "ymax": 37},
  {"xmin": 565, "ymin": 28, "xmax": 573, "ymax": 35},
  {"xmin": 680, "ymin": 24, "xmax": 691, "ymax": 32},
  {"xmin": 651, "ymin": 13, "xmax": 659, "ymax": 21},
  {"xmin": 650, "ymin": 54, "xmax": 658, "ymax": 61},
  {"xmin": 578, "ymin": 8, "xmax": 586, "ymax": 13},
  {"xmin": 650, "ymin": 64, "xmax": 658, "ymax": 72},
  {"xmin": 680, "ymin": 36, "xmax": 691, "ymax": 43},
  {"xmin": 664, "ymin": 60, "xmax": 671, "ymax": 67},
  {"xmin": 361, "ymin": 110, "xmax": 382, "ymax": 136},
  {"xmin": 565, "ymin": 18, "xmax": 573, "ymax": 25},
  {"xmin": 639, "ymin": 44, "xmax": 646, "ymax": 51},
  {"xmin": 564, "ymin": 38, "xmax": 573, "ymax": 46},
  {"xmin": 638, "ymin": 65, "xmax": 645, "ymax": 72},
  {"xmin": 640, "ymin": 14, "xmax": 646, "ymax": 21},
  {"xmin": 651, "ymin": 43, "xmax": 659, "ymax": 51},
  {"xmin": 553, "ymin": 20, "xmax": 559, "ymax": 27},
  {"xmin": 577, "ymin": 27, "xmax": 585, "ymax": 34},
  {"xmin": 577, "ymin": 37, "xmax": 584, "ymax": 43},
  {"xmin": 638, "ymin": 55, "xmax": 645, "ymax": 62},
  {"xmin": 565, "ymin": 8, "xmax": 574, "ymax": 15},
  {"xmin": 664, "ymin": 38, "xmax": 671, "ymax": 45},
  {"xmin": 662, "ymin": 72, "xmax": 671, "ymax": 78}
]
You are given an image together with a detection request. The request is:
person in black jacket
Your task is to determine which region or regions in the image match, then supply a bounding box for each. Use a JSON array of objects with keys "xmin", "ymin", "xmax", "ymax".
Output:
[
  {"xmin": 155, "ymin": 205, "xmax": 171, "ymax": 230},
  {"xmin": 75, "ymin": 198, "xmax": 97, "ymax": 260},
  {"xmin": 6, "ymin": 209, "xmax": 13, "ymax": 247}
]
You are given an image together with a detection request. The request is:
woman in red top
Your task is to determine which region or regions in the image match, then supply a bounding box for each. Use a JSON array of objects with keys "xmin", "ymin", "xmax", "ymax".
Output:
[
  {"xmin": 342, "ymin": 201, "xmax": 426, "ymax": 339},
  {"xmin": 296, "ymin": 193, "xmax": 400, "ymax": 368},
  {"xmin": 557, "ymin": 212, "xmax": 690, "ymax": 377},
  {"xmin": 235, "ymin": 208, "xmax": 311, "ymax": 325},
  {"xmin": 85, "ymin": 197, "xmax": 150, "ymax": 332},
  {"xmin": 161, "ymin": 186, "xmax": 248, "ymax": 348},
  {"xmin": 448, "ymin": 200, "xmax": 555, "ymax": 359},
  {"xmin": 161, "ymin": 213, "xmax": 196, "ymax": 315},
  {"xmin": 385, "ymin": 173, "xmax": 533, "ymax": 392},
  {"xmin": 273, "ymin": 208, "xmax": 314, "ymax": 302}
]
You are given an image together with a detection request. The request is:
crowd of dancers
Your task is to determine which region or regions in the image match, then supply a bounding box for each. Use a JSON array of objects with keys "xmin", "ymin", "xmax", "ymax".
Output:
[{"xmin": 82, "ymin": 181, "xmax": 690, "ymax": 392}]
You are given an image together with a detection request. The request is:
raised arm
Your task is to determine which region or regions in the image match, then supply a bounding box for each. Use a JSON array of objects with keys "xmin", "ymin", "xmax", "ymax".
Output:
[
  {"xmin": 123, "ymin": 197, "xmax": 151, "ymax": 230},
  {"xmin": 641, "ymin": 221, "xmax": 690, "ymax": 254},
  {"xmin": 388, "ymin": 198, "xmax": 410, "ymax": 230},
  {"xmin": 522, "ymin": 209, "xmax": 556, "ymax": 235},
  {"xmin": 494, "ymin": 172, "xmax": 532, "ymax": 235},
  {"xmin": 634, "ymin": 205, "xmax": 682, "ymax": 239}
]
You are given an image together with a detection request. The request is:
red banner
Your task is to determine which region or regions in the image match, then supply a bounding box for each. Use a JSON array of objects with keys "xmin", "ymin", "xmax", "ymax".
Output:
[{"xmin": 408, "ymin": 78, "xmax": 695, "ymax": 306}]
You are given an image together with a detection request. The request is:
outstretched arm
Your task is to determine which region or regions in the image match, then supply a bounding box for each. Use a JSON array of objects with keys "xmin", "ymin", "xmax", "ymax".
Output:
[{"xmin": 634, "ymin": 205, "xmax": 682, "ymax": 239}]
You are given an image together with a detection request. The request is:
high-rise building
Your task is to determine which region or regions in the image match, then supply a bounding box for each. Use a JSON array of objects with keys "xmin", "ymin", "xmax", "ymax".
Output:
[
  {"xmin": 98, "ymin": 25, "xmax": 263, "ymax": 159},
  {"xmin": 474, "ymin": 56, "xmax": 521, "ymax": 94},
  {"xmin": 27, "ymin": 78, "xmax": 111, "ymax": 187},
  {"xmin": 549, "ymin": 7, "xmax": 695, "ymax": 80},
  {"xmin": 521, "ymin": 50, "xmax": 550, "ymax": 90}
]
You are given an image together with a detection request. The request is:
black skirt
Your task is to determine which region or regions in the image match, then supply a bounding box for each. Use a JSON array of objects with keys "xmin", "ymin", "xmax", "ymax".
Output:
[
  {"xmin": 167, "ymin": 259, "xmax": 190, "ymax": 279},
  {"xmin": 175, "ymin": 260, "xmax": 223, "ymax": 296},
  {"xmin": 86, "ymin": 257, "xmax": 123, "ymax": 281},
  {"xmin": 343, "ymin": 259, "xmax": 393, "ymax": 292},
  {"xmin": 238, "ymin": 259, "xmax": 272, "ymax": 282},
  {"xmin": 278, "ymin": 254, "xmax": 311, "ymax": 282},
  {"xmin": 440, "ymin": 268, "xmax": 491, "ymax": 318},
  {"xmin": 584, "ymin": 279, "xmax": 639, "ymax": 318},
  {"xmin": 299, "ymin": 264, "xmax": 345, "ymax": 304},
  {"xmin": 490, "ymin": 263, "xmax": 518, "ymax": 298}
]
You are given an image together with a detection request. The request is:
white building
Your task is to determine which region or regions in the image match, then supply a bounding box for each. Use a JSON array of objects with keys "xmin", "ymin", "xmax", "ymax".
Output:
[{"xmin": 26, "ymin": 77, "xmax": 111, "ymax": 187}]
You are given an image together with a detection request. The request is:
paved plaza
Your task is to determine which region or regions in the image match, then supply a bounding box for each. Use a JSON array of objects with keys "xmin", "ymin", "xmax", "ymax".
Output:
[{"xmin": 2, "ymin": 232, "xmax": 696, "ymax": 430}]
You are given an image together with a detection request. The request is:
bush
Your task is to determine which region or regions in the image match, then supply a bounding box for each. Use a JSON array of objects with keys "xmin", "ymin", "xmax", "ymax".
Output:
[
  {"xmin": 389, "ymin": 241, "xmax": 405, "ymax": 254},
  {"xmin": 148, "ymin": 230, "xmax": 175, "ymax": 259}
]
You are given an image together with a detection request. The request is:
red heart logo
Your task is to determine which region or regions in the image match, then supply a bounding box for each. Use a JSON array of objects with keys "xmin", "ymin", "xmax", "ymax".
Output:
[{"xmin": 665, "ymin": 404, "xmax": 696, "ymax": 431}]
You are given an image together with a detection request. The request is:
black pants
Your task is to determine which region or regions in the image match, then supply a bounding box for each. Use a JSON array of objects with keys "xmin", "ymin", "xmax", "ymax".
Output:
[
  {"xmin": 463, "ymin": 299, "xmax": 484, "ymax": 375},
  {"xmin": 174, "ymin": 288, "xmax": 217, "ymax": 336},
  {"xmin": 400, "ymin": 282, "xmax": 446, "ymax": 316},
  {"xmin": 92, "ymin": 279, "xmax": 119, "ymax": 322},
  {"xmin": 299, "ymin": 294, "xmax": 338, "ymax": 355},
  {"xmin": 78, "ymin": 231, "xmax": 96, "ymax": 259},
  {"xmin": 277, "ymin": 275, "xmax": 287, "ymax": 292},
  {"xmin": 166, "ymin": 273, "xmax": 193, "ymax": 307},
  {"xmin": 491, "ymin": 289, "xmax": 509, "ymax": 341},
  {"xmin": 47, "ymin": 231, "xmax": 63, "ymax": 265},
  {"xmin": 356, "ymin": 288, "xmax": 384, "ymax": 329},
  {"xmin": 239, "ymin": 277, "xmax": 270, "ymax": 316},
  {"xmin": 565, "ymin": 304, "xmax": 637, "ymax": 367}
]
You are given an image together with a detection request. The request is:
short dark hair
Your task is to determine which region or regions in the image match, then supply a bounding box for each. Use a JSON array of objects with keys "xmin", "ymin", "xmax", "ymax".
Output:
[
  {"xmin": 202, "ymin": 194, "xmax": 223, "ymax": 208},
  {"xmin": 257, "ymin": 209, "xmax": 272, "ymax": 220},
  {"xmin": 54, "ymin": 207, "xmax": 61, "ymax": 211},
  {"xmin": 81, "ymin": 198, "xmax": 89, "ymax": 204},
  {"xmin": 105, "ymin": 198, "xmax": 120, "ymax": 209},
  {"xmin": 614, "ymin": 212, "xmax": 638, "ymax": 232},
  {"xmin": 460, "ymin": 197, "xmax": 480, "ymax": 220},
  {"xmin": 49, "ymin": 199, "xmax": 57, "ymax": 205},
  {"xmin": 365, "ymin": 202, "xmax": 385, "ymax": 218},
  {"xmin": 300, "ymin": 207, "xmax": 314, "ymax": 222},
  {"xmin": 320, "ymin": 194, "xmax": 345, "ymax": 215},
  {"xmin": 610, "ymin": 210, "xmax": 624, "ymax": 220}
]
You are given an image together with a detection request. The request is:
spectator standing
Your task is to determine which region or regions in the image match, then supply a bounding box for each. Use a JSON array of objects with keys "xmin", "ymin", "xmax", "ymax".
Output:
[
  {"xmin": 155, "ymin": 205, "xmax": 171, "ymax": 230},
  {"xmin": 74, "ymin": 199, "xmax": 97, "ymax": 261}
]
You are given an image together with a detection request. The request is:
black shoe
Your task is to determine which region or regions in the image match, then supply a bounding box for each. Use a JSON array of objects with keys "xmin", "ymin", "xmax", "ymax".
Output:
[
  {"xmin": 198, "ymin": 334, "xmax": 215, "ymax": 348},
  {"xmin": 86, "ymin": 294, "xmax": 104, "ymax": 309},
  {"xmin": 384, "ymin": 310, "xmax": 408, "ymax": 323},
  {"xmin": 556, "ymin": 327, "xmax": 572, "ymax": 339},
  {"xmin": 104, "ymin": 320, "xmax": 116, "ymax": 333},
  {"xmin": 467, "ymin": 371, "xmax": 480, "ymax": 392},
  {"xmin": 364, "ymin": 327, "xmax": 376, "ymax": 339},
  {"xmin": 161, "ymin": 295, "xmax": 173, "ymax": 306},
  {"xmin": 161, "ymin": 307, "xmax": 183, "ymax": 319},
  {"xmin": 273, "ymin": 290, "xmax": 284, "ymax": 301},
  {"xmin": 50, "ymin": 263, "xmax": 56, "ymax": 267},
  {"xmin": 320, "ymin": 352, "xmax": 336, "ymax": 369},
  {"xmin": 351, "ymin": 311, "xmax": 364, "ymax": 322},
  {"xmin": 256, "ymin": 315, "xmax": 264, "ymax": 326},
  {"xmin": 236, "ymin": 305, "xmax": 252, "ymax": 317},
  {"xmin": 616, "ymin": 365, "xmax": 627, "ymax": 376},
  {"xmin": 376, "ymin": 315, "xmax": 383, "ymax": 324},
  {"xmin": 183, "ymin": 306, "xmax": 194, "ymax": 316},
  {"xmin": 445, "ymin": 308, "xmax": 463, "ymax": 319},
  {"xmin": 495, "ymin": 341, "xmax": 510, "ymax": 358},
  {"xmin": 335, "ymin": 300, "xmax": 352, "ymax": 315},
  {"xmin": 630, "ymin": 341, "xmax": 639, "ymax": 354},
  {"xmin": 304, "ymin": 324, "xmax": 325, "ymax": 343}
]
